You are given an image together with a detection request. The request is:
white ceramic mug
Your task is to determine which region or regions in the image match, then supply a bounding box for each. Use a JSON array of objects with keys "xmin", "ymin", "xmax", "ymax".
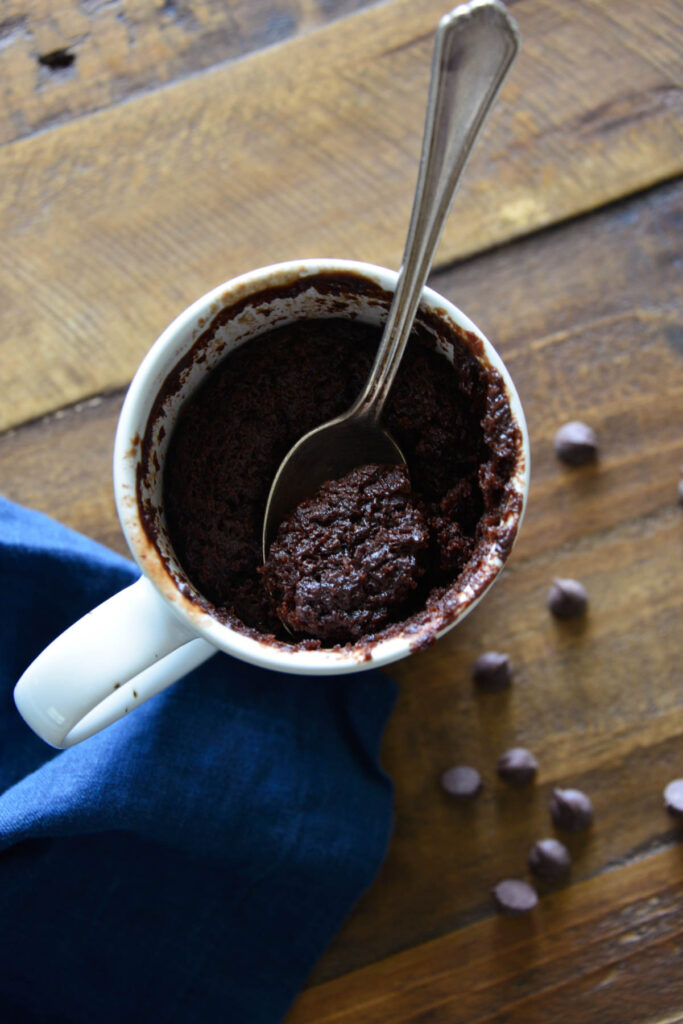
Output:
[{"xmin": 15, "ymin": 259, "xmax": 529, "ymax": 748}]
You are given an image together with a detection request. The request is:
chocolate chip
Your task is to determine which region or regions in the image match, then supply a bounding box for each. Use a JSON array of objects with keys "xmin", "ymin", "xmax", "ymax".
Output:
[
  {"xmin": 497, "ymin": 747, "xmax": 539, "ymax": 787},
  {"xmin": 663, "ymin": 779, "xmax": 683, "ymax": 820},
  {"xmin": 547, "ymin": 578, "xmax": 588, "ymax": 619},
  {"xmin": 550, "ymin": 787, "xmax": 594, "ymax": 832},
  {"xmin": 554, "ymin": 421, "xmax": 598, "ymax": 466},
  {"xmin": 677, "ymin": 479, "xmax": 683, "ymax": 506},
  {"xmin": 492, "ymin": 879, "xmax": 538, "ymax": 915},
  {"xmin": 528, "ymin": 838, "xmax": 571, "ymax": 881},
  {"xmin": 472, "ymin": 651, "xmax": 512, "ymax": 692},
  {"xmin": 440, "ymin": 765, "xmax": 482, "ymax": 800}
]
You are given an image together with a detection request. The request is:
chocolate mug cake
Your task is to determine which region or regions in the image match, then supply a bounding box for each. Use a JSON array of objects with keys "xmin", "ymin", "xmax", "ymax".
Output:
[
  {"xmin": 156, "ymin": 277, "xmax": 523, "ymax": 649},
  {"xmin": 15, "ymin": 261, "xmax": 527, "ymax": 751}
]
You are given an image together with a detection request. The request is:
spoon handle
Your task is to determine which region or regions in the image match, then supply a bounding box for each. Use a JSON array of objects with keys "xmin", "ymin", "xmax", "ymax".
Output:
[{"xmin": 352, "ymin": 0, "xmax": 520, "ymax": 423}]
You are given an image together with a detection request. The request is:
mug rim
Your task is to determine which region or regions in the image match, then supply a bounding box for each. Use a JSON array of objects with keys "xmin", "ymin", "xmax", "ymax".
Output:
[{"xmin": 114, "ymin": 258, "xmax": 530, "ymax": 674}]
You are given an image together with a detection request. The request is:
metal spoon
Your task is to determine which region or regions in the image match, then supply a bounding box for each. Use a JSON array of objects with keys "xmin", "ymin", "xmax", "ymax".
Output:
[{"xmin": 263, "ymin": 0, "xmax": 520, "ymax": 560}]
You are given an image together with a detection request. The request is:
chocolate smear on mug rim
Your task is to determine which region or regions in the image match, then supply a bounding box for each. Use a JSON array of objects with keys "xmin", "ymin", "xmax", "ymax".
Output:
[{"xmin": 136, "ymin": 270, "xmax": 525, "ymax": 655}]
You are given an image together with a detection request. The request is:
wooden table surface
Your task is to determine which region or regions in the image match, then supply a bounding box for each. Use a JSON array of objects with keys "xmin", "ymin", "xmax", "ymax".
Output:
[{"xmin": 1, "ymin": 1, "xmax": 682, "ymax": 1020}]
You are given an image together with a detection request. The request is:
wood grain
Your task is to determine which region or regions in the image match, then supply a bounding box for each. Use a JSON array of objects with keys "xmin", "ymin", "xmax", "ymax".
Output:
[
  {"xmin": 287, "ymin": 846, "xmax": 683, "ymax": 1023},
  {"xmin": 0, "ymin": 0, "xmax": 376, "ymax": 145},
  {"xmin": 1, "ymin": 0, "xmax": 681, "ymax": 431},
  {"xmin": 2, "ymin": 181, "xmax": 679, "ymax": 556},
  {"xmin": 1, "ymin": 180, "xmax": 681, "ymax": 1005},
  {"xmin": 0, "ymin": 394, "xmax": 126, "ymax": 554}
]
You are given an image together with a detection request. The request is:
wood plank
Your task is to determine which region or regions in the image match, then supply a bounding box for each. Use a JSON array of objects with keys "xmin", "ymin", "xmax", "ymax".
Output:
[
  {"xmin": 315, "ymin": 509, "xmax": 683, "ymax": 980},
  {"xmin": 437, "ymin": 180, "xmax": 683, "ymax": 564},
  {"xmin": 0, "ymin": 394, "xmax": 126, "ymax": 555},
  {"xmin": 287, "ymin": 847, "xmax": 683, "ymax": 1023},
  {"xmin": 0, "ymin": 0, "xmax": 377, "ymax": 145},
  {"xmin": 1, "ymin": 0, "xmax": 681, "ymax": 431},
  {"xmin": 2, "ymin": 180, "xmax": 679, "ymax": 556},
  {"xmin": 305, "ymin": 179, "xmax": 683, "ymax": 981},
  {"xmin": 1, "ymin": 180, "xmax": 681, "ymax": 994}
]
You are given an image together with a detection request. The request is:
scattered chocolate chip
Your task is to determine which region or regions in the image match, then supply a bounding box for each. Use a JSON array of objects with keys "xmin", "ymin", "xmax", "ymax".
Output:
[
  {"xmin": 547, "ymin": 578, "xmax": 589, "ymax": 619},
  {"xmin": 528, "ymin": 838, "xmax": 572, "ymax": 881},
  {"xmin": 497, "ymin": 747, "xmax": 539, "ymax": 787},
  {"xmin": 550, "ymin": 787, "xmax": 594, "ymax": 832},
  {"xmin": 554, "ymin": 421, "xmax": 598, "ymax": 466},
  {"xmin": 440, "ymin": 765, "xmax": 482, "ymax": 800},
  {"xmin": 472, "ymin": 651, "xmax": 512, "ymax": 692},
  {"xmin": 492, "ymin": 878, "xmax": 538, "ymax": 915},
  {"xmin": 663, "ymin": 779, "xmax": 683, "ymax": 820}
]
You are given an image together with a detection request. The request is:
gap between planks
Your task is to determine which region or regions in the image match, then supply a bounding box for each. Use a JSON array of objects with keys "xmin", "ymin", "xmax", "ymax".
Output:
[{"xmin": 286, "ymin": 846, "xmax": 683, "ymax": 1023}]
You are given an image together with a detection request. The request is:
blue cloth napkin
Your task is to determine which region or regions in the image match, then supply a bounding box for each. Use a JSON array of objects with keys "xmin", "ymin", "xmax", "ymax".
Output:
[{"xmin": 0, "ymin": 497, "xmax": 396, "ymax": 1024}]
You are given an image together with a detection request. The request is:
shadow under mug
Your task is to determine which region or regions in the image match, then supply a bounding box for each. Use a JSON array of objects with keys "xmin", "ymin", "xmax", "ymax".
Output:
[{"xmin": 15, "ymin": 259, "xmax": 529, "ymax": 748}]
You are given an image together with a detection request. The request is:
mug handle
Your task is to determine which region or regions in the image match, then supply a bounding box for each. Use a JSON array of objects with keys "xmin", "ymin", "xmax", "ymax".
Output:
[{"xmin": 14, "ymin": 576, "xmax": 216, "ymax": 749}]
